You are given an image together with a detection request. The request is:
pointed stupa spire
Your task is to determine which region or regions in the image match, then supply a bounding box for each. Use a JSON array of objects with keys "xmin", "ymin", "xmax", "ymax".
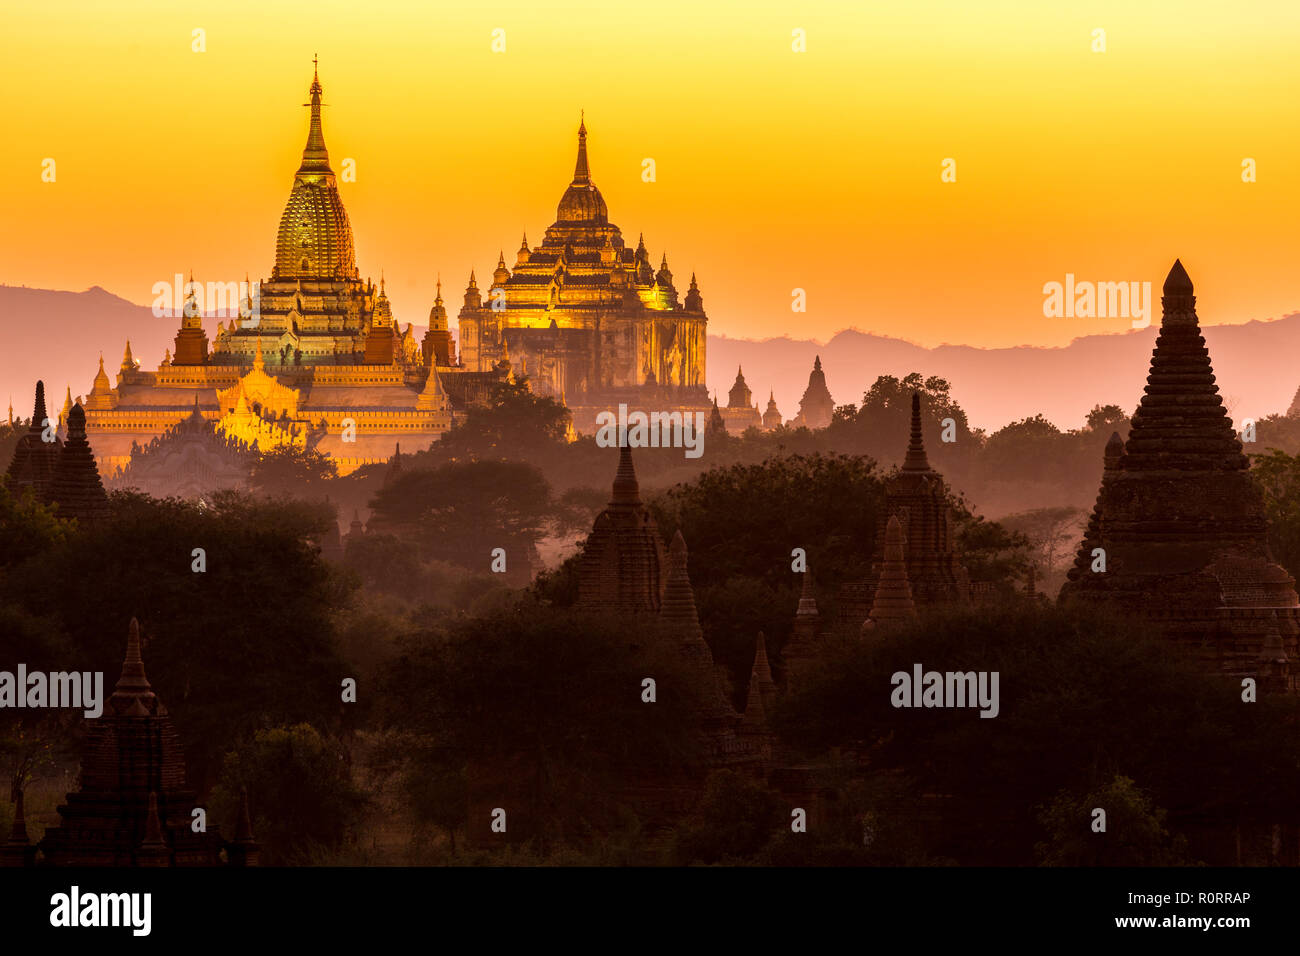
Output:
[
  {"xmin": 573, "ymin": 110, "xmax": 591, "ymax": 184},
  {"xmin": 901, "ymin": 391, "xmax": 933, "ymax": 472},
  {"xmin": 519, "ymin": 231, "xmax": 529, "ymax": 253},
  {"xmin": 1119, "ymin": 258, "xmax": 1242, "ymax": 471},
  {"xmin": 796, "ymin": 569, "xmax": 820, "ymax": 618},
  {"xmin": 742, "ymin": 632, "xmax": 779, "ymax": 728},
  {"xmin": 864, "ymin": 515, "xmax": 917, "ymax": 632},
  {"xmin": 48, "ymin": 402, "xmax": 109, "ymax": 522},
  {"xmin": 298, "ymin": 55, "xmax": 332, "ymax": 175},
  {"xmin": 661, "ymin": 529, "xmax": 707, "ymax": 646},
  {"xmin": 611, "ymin": 442, "xmax": 640, "ymax": 505},
  {"xmin": 31, "ymin": 380, "xmax": 48, "ymax": 428},
  {"xmin": 116, "ymin": 617, "xmax": 152, "ymax": 696},
  {"xmin": 140, "ymin": 791, "xmax": 166, "ymax": 850},
  {"xmin": 121, "ymin": 340, "xmax": 135, "ymax": 372}
]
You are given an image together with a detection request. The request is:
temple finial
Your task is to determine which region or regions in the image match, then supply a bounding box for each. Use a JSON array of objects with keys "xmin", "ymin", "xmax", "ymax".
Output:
[
  {"xmin": 611, "ymin": 443, "xmax": 639, "ymax": 505},
  {"xmin": 1164, "ymin": 258, "xmax": 1193, "ymax": 296},
  {"xmin": 902, "ymin": 391, "xmax": 933, "ymax": 472},
  {"xmin": 573, "ymin": 113, "xmax": 591, "ymax": 184},
  {"xmin": 114, "ymin": 617, "xmax": 152, "ymax": 695}
]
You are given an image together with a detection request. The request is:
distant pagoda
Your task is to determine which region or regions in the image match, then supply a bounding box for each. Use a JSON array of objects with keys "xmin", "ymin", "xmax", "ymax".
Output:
[
  {"xmin": 792, "ymin": 356, "xmax": 834, "ymax": 429},
  {"xmin": 1060, "ymin": 261, "xmax": 1299, "ymax": 691},
  {"xmin": 720, "ymin": 367, "xmax": 762, "ymax": 434}
]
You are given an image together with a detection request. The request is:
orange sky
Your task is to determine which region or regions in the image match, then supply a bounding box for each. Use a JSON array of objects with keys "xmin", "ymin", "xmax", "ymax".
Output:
[{"xmin": 2, "ymin": 0, "xmax": 1299, "ymax": 349}]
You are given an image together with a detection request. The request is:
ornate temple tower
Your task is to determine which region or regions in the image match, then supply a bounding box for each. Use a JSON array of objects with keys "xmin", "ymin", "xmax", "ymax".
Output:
[
  {"xmin": 576, "ymin": 445, "xmax": 668, "ymax": 613},
  {"xmin": 4, "ymin": 380, "xmax": 61, "ymax": 498},
  {"xmin": 867, "ymin": 392, "xmax": 969, "ymax": 607},
  {"xmin": 422, "ymin": 279, "xmax": 456, "ymax": 367},
  {"xmin": 863, "ymin": 515, "xmax": 918, "ymax": 632},
  {"xmin": 172, "ymin": 278, "xmax": 210, "ymax": 366},
  {"xmin": 38, "ymin": 619, "xmax": 245, "ymax": 866},
  {"xmin": 792, "ymin": 356, "xmax": 835, "ymax": 429},
  {"xmin": 762, "ymin": 390, "xmax": 783, "ymax": 430},
  {"xmin": 47, "ymin": 402, "xmax": 110, "ymax": 523},
  {"xmin": 1059, "ymin": 261, "xmax": 1300, "ymax": 691},
  {"xmin": 721, "ymin": 367, "xmax": 762, "ymax": 434},
  {"xmin": 81, "ymin": 64, "xmax": 460, "ymax": 479},
  {"xmin": 781, "ymin": 572, "xmax": 823, "ymax": 693},
  {"xmin": 457, "ymin": 118, "xmax": 709, "ymax": 432}
]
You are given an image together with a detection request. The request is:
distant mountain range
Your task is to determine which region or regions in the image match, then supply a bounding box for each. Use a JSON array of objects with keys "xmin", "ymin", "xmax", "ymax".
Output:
[{"xmin": 2, "ymin": 284, "xmax": 1297, "ymax": 432}]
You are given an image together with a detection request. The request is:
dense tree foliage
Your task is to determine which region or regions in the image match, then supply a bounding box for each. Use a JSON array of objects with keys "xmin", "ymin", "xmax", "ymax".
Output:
[
  {"xmin": 0, "ymin": 490, "xmax": 352, "ymax": 788},
  {"xmin": 212, "ymin": 723, "xmax": 369, "ymax": 864},
  {"xmin": 776, "ymin": 603, "xmax": 1300, "ymax": 864},
  {"xmin": 375, "ymin": 602, "xmax": 711, "ymax": 853}
]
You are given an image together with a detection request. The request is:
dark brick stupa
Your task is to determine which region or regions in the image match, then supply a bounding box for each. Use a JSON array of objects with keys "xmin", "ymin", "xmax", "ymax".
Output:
[
  {"xmin": 47, "ymin": 402, "xmax": 110, "ymax": 523},
  {"xmin": 4, "ymin": 380, "xmax": 62, "ymax": 498},
  {"xmin": 871, "ymin": 392, "xmax": 969, "ymax": 605},
  {"xmin": 576, "ymin": 445, "xmax": 667, "ymax": 613},
  {"xmin": 36, "ymin": 619, "xmax": 256, "ymax": 866},
  {"xmin": 1059, "ymin": 260, "xmax": 1299, "ymax": 692}
]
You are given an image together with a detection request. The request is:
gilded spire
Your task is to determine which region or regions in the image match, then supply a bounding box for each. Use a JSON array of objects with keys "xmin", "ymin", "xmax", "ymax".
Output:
[
  {"xmin": 901, "ymin": 391, "xmax": 933, "ymax": 473},
  {"xmin": 298, "ymin": 57, "xmax": 332, "ymax": 175},
  {"xmin": 121, "ymin": 340, "xmax": 135, "ymax": 373},
  {"xmin": 573, "ymin": 111, "xmax": 590, "ymax": 184}
]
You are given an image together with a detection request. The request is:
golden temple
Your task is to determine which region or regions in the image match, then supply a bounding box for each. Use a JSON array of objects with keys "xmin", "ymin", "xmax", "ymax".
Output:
[{"xmin": 82, "ymin": 64, "xmax": 720, "ymax": 473}]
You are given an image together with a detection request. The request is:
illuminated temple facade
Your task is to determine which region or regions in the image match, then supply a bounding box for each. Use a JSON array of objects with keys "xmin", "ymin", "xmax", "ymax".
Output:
[
  {"xmin": 457, "ymin": 117, "xmax": 712, "ymax": 433},
  {"xmin": 81, "ymin": 65, "xmax": 498, "ymax": 477}
]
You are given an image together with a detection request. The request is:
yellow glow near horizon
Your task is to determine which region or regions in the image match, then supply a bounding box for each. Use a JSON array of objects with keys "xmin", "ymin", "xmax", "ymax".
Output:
[{"xmin": 2, "ymin": 0, "xmax": 1299, "ymax": 350}]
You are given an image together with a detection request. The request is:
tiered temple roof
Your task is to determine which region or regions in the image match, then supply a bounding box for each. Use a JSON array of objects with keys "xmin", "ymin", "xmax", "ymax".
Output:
[
  {"xmin": 863, "ymin": 515, "xmax": 918, "ymax": 632},
  {"xmin": 869, "ymin": 392, "xmax": 969, "ymax": 606},
  {"xmin": 4, "ymin": 380, "xmax": 62, "ymax": 499},
  {"xmin": 576, "ymin": 445, "xmax": 667, "ymax": 613},
  {"xmin": 1059, "ymin": 261, "xmax": 1300, "ymax": 690},
  {"xmin": 781, "ymin": 571, "xmax": 823, "ymax": 693},
  {"xmin": 47, "ymin": 402, "xmax": 110, "ymax": 523}
]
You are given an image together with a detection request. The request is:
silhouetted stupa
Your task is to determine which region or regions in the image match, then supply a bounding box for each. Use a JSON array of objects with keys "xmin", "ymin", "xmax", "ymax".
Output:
[
  {"xmin": 868, "ymin": 392, "xmax": 969, "ymax": 607},
  {"xmin": 4, "ymin": 380, "xmax": 62, "ymax": 499},
  {"xmin": 1059, "ymin": 261, "xmax": 1299, "ymax": 691},
  {"xmin": 37, "ymin": 619, "xmax": 252, "ymax": 866},
  {"xmin": 47, "ymin": 402, "xmax": 110, "ymax": 523},
  {"xmin": 576, "ymin": 445, "xmax": 667, "ymax": 613}
]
